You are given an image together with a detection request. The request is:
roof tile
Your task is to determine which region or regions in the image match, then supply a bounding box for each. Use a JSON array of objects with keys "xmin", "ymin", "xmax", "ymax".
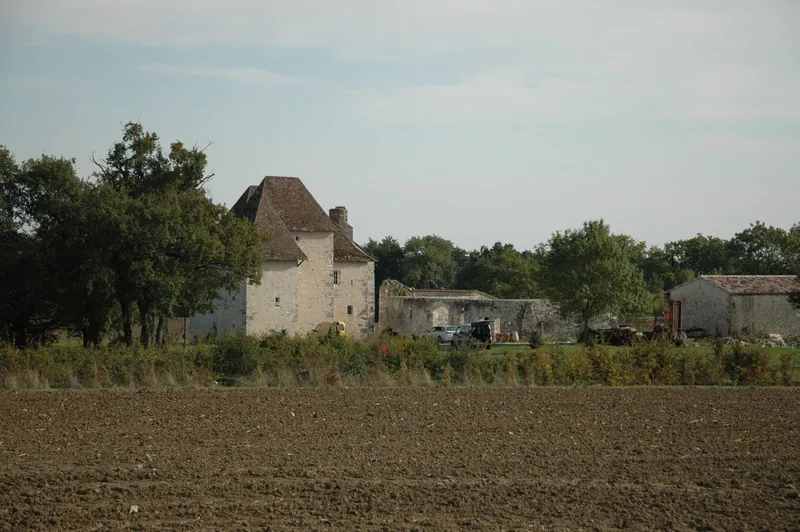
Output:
[{"xmin": 702, "ymin": 275, "xmax": 799, "ymax": 295}]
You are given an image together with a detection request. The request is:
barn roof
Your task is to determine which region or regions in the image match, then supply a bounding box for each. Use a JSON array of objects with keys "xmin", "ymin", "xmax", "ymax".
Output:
[
  {"xmin": 701, "ymin": 275, "xmax": 799, "ymax": 295},
  {"xmin": 230, "ymin": 176, "xmax": 373, "ymax": 263}
]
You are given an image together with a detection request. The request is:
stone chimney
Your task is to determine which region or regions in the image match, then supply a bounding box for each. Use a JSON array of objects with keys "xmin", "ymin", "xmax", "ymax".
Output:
[{"xmin": 329, "ymin": 205, "xmax": 354, "ymax": 241}]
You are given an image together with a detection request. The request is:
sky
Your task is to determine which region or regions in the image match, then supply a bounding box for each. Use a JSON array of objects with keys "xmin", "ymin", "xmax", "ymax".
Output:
[{"xmin": 2, "ymin": 0, "xmax": 799, "ymax": 252}]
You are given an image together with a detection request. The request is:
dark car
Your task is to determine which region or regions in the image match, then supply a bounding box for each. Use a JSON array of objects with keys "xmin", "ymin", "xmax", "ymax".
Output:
[{"xmin": 451, "ymin": 320, "xmax": 493, "ymax": 349}]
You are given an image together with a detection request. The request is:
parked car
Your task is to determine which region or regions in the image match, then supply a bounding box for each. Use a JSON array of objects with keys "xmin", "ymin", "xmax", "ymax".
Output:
[
  {"xmin": 423, "ymin": 325, "xmax": 458, "ymax": 344},
  {"xmin": 451, "ymin": 320, "xmax": 493, "ymax": 349}
]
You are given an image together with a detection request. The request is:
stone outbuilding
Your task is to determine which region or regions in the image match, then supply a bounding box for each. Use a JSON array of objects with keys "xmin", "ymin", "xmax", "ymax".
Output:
[
  {"xmin": 666, "ymin": 275, "xmax": 800, "ymax": 338},
  {"xmin": 378, "ymin": 280, "xmax": 604, "ymax": 342},
  {"xmin": 191, "ymin": 176, "xmax": 375, "ymax": 339}
]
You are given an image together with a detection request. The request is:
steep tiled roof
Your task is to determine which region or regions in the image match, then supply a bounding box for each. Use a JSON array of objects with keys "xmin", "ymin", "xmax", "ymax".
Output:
[
  {"xmin": 262, "ymin": 176, "xmax": 341, "ymax": 233},
  {"xmin": 230, "ymin": 176, "xmax": 373, "ymax": 263},
  {"xmin": 230, "ymin": 182, "xmax": 307, "ymax": 262},
  {"xmin": 702, "ymin": 275, "xmax": 799, "ymax": 295}
]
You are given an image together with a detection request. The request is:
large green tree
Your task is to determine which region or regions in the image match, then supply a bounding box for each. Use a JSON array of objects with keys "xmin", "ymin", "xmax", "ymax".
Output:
[
  {"xmin": 538, "ymin": 219, "xmax": 649, "ymax": 340},
  {"xmin": 91, "ymin": 122, "xmax": 266, "ymax": 346},
  {"xmin": 728, "ymin": 221, "xmax": 797, "ymax": 275},
  {"xmin": 0, "ymin": 149, "xmax": 93, "ymax": 346},
  {"xmin": 400, "ymin": 235, "xmax": 461, "ymax": 289},
  {"xmin": 456, "ymin": 242, "xmax": 540, "ymax": 299}
]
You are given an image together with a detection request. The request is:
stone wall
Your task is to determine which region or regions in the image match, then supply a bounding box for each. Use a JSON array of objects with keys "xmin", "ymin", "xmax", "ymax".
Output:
[
  {"xmin": 730, "ymin": 294, "xmax": 800, "ymax": 337},
  {"xmin": 378, "ymin": 282, "xmax": 600, "ymax": 342},
  {"xmin": 245, "ymin": 261, "xmax": 300, "ymax": 335},
  {"xmin": 190, "ymin": 280, "xmax": 247, "ymax": 340},
  {"xmin": 295, "ymin": 231, "xmax": 335, "ymax": 332},
  {"xmin": 669, "ymin": 279, "xmax": 731, "ymax": 335},
  {"xmin": 333, "ymin": 261, "xmax": 375, "ymax": 337}
]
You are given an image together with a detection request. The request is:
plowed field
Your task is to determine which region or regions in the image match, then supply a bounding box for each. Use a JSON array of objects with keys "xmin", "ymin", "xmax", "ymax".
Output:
[{"xmin": 1, "ymin": 388, "xmax": 798, "ymax": 530}]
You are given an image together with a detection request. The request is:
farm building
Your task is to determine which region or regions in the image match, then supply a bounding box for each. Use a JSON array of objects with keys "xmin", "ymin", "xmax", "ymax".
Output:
[
  {"xmin": 378, "ymin": 280, "xmax": 609, "ymax": 342},
  {"xmin": 666, "ymin": 275, "xmax": 800, "ymax": 337},
  {"xmin": 191, "ymin": 176, "xmax": 375, "ymax": 339}
]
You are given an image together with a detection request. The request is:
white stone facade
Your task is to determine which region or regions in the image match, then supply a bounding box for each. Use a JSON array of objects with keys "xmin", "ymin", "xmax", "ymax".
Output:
[
  {"xmin": 668, "ymin": 278, "xmax": 730, "ymax": 335},
  {"xmin": 295, "ymin": 232, "xmax": 335, "ymax": 332},
  {"xmin": 245, "ymin": 262, "xmax": 300, "ymax": 334},
  {"xmin": 333, "ymin": 262, "xmax": 376, "ymax": 336}
]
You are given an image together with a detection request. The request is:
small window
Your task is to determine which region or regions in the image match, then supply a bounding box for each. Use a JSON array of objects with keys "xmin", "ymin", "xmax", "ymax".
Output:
[
  {"xmin": 295, "ymin": 236, "xmax": 300, "ymax": 241},
  {"xmin": 232, "ymin": 323, "xmax": 235, "ymax": 330},
  {"xmin": 410, "ymin": 309, "xmax": 413, "ymax": 319},
  {"xmin": 350, "ymin": 280, "xmax": 354, "ymax": 286},
  {"xmin": 275, "ymin": 297, "xmax": 280, "ymax": 306},
  {"xmin": 347, "ymin": 305, "xmax": 353, "ymax": 315},
  {"xmin": 232, "ymin": 295, "xmax": 236, "ymax": 301},
  {"xmin": 333, "ymin": 270, "xmax": 340, "ymax": 285}
]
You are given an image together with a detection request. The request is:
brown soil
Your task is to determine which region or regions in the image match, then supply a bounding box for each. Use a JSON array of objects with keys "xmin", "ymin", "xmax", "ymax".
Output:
[{"xmin": 1, "ymin": 388, "xmax": 798, "ymax": 530}]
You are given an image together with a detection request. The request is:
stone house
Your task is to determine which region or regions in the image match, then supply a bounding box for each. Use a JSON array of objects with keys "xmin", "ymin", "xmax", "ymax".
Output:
[
  {"xmin": 191, "ymin": 176, "xmax": 375, "ymax": 339},
  {"xmin": 666, "ymin": 275, "xmax": 800, "ymax": 337}
]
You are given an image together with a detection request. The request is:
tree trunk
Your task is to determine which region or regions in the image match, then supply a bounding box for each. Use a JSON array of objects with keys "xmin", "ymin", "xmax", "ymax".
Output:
[
  {"xmin": 120, "ymin": 298, "xmax": 133, "ymax": 347},
  {"xmin": 13, "ymin": 320, "xmax": 29, "ymax": 349},
  {"xmin": 138, "ymin": 301, "xmax": 153, "ymax": 347},
  {"xmin": 583, "ymin": 317, "xmax": 590, "ymax": 345},
  {"xmin": 115, "ymin": 264, "xmax": 134, "ymax": 347},
  {"xmin": 156, "ymin": 315, "xmax": 166, "ymax": 346}
]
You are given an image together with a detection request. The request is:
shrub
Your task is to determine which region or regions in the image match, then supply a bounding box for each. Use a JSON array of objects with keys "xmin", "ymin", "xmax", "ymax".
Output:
[
  {"xmin": 724, "ymin": 345, "xmax": 770, "ymax": 385},
  {"xmin": 585, "ymin": 344, "xmax": 615, "ymax": 385},
  {"xmin": 777, "ymin": 353, "xmax": 796, "ymax": 386},
  {"xmin": 213, "ymin": 332, "xmax": 261, "ymax": 377},
  {"xmin": 528, "ymin": 330, "xmax": 544, "ymax": 350}
]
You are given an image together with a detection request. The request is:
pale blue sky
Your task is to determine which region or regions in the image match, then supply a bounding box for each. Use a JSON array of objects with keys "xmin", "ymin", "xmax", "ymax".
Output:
[{"xmin": 2, "ymin": 0, "xmax": 799, "ymax": 251}]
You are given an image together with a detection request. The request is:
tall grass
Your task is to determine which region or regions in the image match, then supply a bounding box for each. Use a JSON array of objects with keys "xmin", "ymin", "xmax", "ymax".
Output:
[{"xmin": 0, "ymin": 332, "xmax": 797, "ymax": 390}]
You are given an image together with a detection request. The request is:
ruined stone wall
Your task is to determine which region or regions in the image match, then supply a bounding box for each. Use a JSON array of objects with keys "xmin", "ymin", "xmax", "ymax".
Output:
[
  {"xmin": 729, "ymin": 294, "xmax": 800, "ymax": 337},
  {"xmin": 333, "ymin": 261, "xmax": 375, "ymax": 337},
  {"xmin": 379, "ymin": 295, "xmax": 596, "ymax": 342}
]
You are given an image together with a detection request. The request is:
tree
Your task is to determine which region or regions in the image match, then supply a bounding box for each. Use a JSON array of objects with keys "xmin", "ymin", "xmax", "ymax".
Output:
[
  {"xmin": 401, "ymin": 235, "xmax": 459, "ymax": 289},
  {"xmin": 664, "ymin": 234, "xmax": 731, "ymax": 275},
  {"xmin": 364, "ymin": 236, "xmax": 405, "ymax": 320},
  {"xmin": 538, "ymin": 219, "xmax": 649, "ymax": 340},
  {"xmin": 90, "ymin": 122, "xmax": 266, "ymax": 346},
  {"xmin": 456, "ymin": 242, "xmax": 540, "ymax": 299},
  {"xmin": 728, "ymin": 221, "xmax": 794, "ymax": 275}
]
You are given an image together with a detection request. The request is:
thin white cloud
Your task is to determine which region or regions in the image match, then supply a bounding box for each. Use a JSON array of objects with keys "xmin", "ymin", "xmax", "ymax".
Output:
[
  {"xmin": 695, "ymin": 134, "xmax": 800, "ymax": 157},
  {"xmin": 138, "ymin": 64, "xmax": 304, "ymax": 86}
]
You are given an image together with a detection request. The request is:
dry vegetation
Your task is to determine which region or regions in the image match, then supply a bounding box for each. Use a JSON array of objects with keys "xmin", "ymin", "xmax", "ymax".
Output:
[{"xmin": 1, "ymin": 333, "xmax": 797, "ymax": 391}]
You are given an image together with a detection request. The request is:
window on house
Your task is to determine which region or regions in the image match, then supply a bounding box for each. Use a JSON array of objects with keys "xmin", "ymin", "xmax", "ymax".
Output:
[
  {"xmin": 275, "ymin": 297, "xmax": 280, "ymax": 306},
  {"xmin": 351, "ymin": 280, "xmax": 354, "ymax": 286},
  {"xmin": 295, "ymin": 236, "xmax": 300, "ymax": 241},
  {"xmin": 347, "ymin": 305, "xmax": 353, "ymax": 315},
  {"xmin": 333, "ymin": 270, "xmax": 340, "ymax": 285},
  {"xmin": 410, "ymin": 309, "xmax": 413, "ymax": 319},
  {"xmin": 232, "ymin": 323, "xmax": 235, "ymax": 330},
  {"xmin": 232, "ymin": 295, "xmax": 236, "ymax": 301}
]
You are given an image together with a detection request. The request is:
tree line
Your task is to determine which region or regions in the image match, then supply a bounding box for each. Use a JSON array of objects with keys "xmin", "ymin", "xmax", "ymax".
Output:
[
  {"xmin": 366, "ymin": 220, "xmax": 800, "ymax": 335},
  {"xmin": 1, "ymin": 123, "xmax": 265, "ymax": 348}
]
